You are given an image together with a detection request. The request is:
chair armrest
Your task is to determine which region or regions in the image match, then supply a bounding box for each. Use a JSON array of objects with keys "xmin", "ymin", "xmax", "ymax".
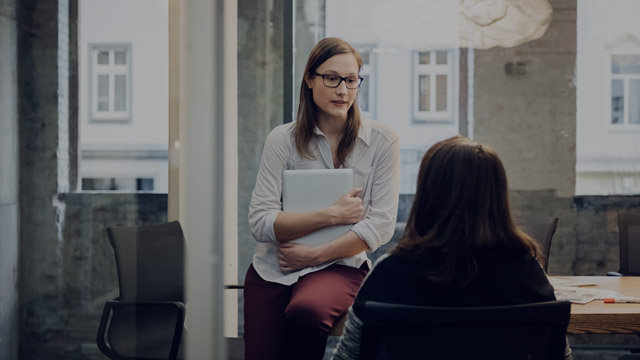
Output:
[
  {"xmin": 97, "ymin": 300, "xmax": 186, "ymax": 360},
  {"xmin": 104, "ymin": 299, "xmax": 186, "ymax": 309},
  {"xmin": 225, "ymin": 284, "xmax": 244, "ymax": 289}
]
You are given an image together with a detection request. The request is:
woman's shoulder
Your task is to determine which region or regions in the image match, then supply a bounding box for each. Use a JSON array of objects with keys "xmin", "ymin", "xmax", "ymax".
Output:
[
  {"xmin": 477, "ymin": 248, "xmax": 541, "ymax": 270},
  {"xmin": 354, "ymin": 255, "xmax": 409, "ymax": 307},
  {"xmin": 476, "ymin": 249, "xmax": 551, "ymax": 287},
  {"xmin": 367, "ymin": 254, "xmax": 423, "ymax": 281},
  {"xmin": 361, "ymin": 116, "xmax": 398, "ymax": 144},
  {"xmin": 267, "ymin": 122, "xmax": 295, "ymax": 138},
  {"xmin": 353, "ymin": 253, "xmax": 438, "ymax": 316},
  {"xmin": 264, "ymin": 122, "xmax": 295, "ymax": 146}
]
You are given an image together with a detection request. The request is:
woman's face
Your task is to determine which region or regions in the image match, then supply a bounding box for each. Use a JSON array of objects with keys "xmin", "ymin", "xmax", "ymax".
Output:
[{"xmin": 306, "ymin": 53, "xmax": 360, "ymax": 122}]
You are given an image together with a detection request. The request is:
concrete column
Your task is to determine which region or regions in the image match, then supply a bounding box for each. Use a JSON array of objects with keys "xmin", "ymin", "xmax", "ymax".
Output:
[
  {"xmin": 17, "ymin": 0, "xmax": 69, "ymax": 357},
  {"xmin": 473, "ymin": 0, "xmax": 577, "ymax": 198},
  {"xmin": 0, "ymin": 0, "xmax": 20, "ymax": 358},
  {"xmin": 237, "ymin": 0, "xmax": 286, "ymax": 280}
]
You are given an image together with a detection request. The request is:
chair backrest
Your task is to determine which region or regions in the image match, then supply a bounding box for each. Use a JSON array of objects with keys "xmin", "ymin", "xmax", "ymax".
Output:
[
  {"xmin": 102, "ymin": 221, "xmax": 186, "ymax": 359},
  {"xmin": 107, "ymin": 220, "xmax": 185, "ymax": 302},
  {"xmin": 516, "ymin": 216, "xmax": 559, "ymax": 272},
  {"xmin": 360, "ymin": 300, "xmax": 571, "ymax": 360},
  {"xmin": 618, "ymin": 212, "xmax": 640, "ymax": 276}
]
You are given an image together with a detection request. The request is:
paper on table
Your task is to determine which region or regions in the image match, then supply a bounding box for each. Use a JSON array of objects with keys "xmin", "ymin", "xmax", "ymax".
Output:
[
  {"xmin": 553, "ymin": 286, "xmax": 621, "ymax": 304},
  {"xmin": 547, "ymin": 276, "xmax": 620, "ymax": 304}
]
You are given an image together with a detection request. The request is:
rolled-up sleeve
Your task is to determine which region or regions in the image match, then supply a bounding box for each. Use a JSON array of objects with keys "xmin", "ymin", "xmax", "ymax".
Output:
[
  {"xmin": 248, "ymin": 126, "xmax": 290, "ymax": 243},
  {"xmin": 350, "ymin": 133, "xmax": 400, "ymax": 252}
]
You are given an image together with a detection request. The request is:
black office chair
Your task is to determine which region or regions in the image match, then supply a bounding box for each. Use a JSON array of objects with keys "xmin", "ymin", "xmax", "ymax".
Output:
[
  {"xmin": 97, "ymin": 221, "xmax": 186, "ymax": 360},
  {"xmin": 359, "ymin": 300, "xmax": 571, "ymax": 360},
  {"xmin": 516, "ymin": 216, "xmax": 559, "ymax": 272},
  {"xmin": 614, "ymin": 212, "xmax": 640, "ymax": 276}
]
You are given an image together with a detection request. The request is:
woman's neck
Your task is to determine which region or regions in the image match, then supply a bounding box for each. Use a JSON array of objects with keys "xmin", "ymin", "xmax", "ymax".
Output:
[{"xmin": 317, "ymin": 114, "xmax": 346, "ymax": 138}]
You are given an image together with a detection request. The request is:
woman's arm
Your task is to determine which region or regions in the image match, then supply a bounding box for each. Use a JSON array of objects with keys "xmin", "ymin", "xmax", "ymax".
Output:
[
  {"xmin": 248, "ymin": 127, "xmax": 290, "ymax": 243},
  {"xmin": 331, "ymin": 307, "xmax": 364, "ymax": 360},
  {"xmin": 349, "ymin": 130, "xmax": 400, "ymax": 252},
  {"xmin": 273, "ymin": 187, "xmax": 364, "ymax": 242},
  {"xmin": 278, "ymin": 230, "xmax": 368, "ymax": 272}
]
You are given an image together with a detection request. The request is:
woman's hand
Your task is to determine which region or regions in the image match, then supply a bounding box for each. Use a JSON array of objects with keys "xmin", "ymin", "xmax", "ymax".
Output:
[
  {"xmin": 329, "ymin": 187, "xmax": 364, "ymax": 225},
  {"xmin": 277, "ymin": 242, "xmax": 323, "ymax": 272},
  {"xmin": 278, "ymin": 230, "xmax": 369, "ymax": 272}
]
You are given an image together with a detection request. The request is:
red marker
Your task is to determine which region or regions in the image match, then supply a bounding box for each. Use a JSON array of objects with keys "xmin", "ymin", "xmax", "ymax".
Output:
[{"xmin": 603, "ymin": 298, "xmax": 640, "ymax": 304}]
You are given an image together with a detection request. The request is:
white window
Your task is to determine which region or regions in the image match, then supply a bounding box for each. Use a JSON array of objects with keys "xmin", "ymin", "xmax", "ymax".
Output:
[
  {"xmin": 89, "ymin": 44, "xmax": 131, "ymax": 121},
  {"xmin": 413, "ymin": 50, "xmax": 456, "ymax": 123},
  {"xmin": 356, "ymin": 45, "xmax": 376, "ymax": 118},
  {"xmin": 610, "ymin": 54, "xmax": 640, "ymax": 127}
]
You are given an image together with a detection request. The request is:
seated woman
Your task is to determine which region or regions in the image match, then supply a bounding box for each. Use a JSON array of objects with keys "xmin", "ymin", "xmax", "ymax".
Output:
[{"xmin": 332, "ymin": 135, "xmax": 571, "ymax": 359}]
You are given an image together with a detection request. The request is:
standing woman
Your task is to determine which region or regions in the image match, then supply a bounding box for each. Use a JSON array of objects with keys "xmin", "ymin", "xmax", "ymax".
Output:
[{"xmin": 245, "ymin": 37, "xmax": 400, "ymax": 360}]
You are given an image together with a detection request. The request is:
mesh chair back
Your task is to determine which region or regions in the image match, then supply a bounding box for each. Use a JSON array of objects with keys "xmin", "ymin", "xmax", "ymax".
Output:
[
  {"xmin": 107, "ymin": 221, "xmax": 185, "ymax": 302},
  {"xmin": 360, "ymin": 300, "xmax": 570, "ymax": 360},
  {"xmin": 106, "ymin": 305, "xmax": 184, "ymax": 359},
  {"xmin": 101, "ymin": 221, "xmax": 186, "ymax": 359},
  {"xmin": 618, "ymin": 212, "xmax": 640, "ymax": 276},
  {"xmin": 516, "ymin": 216, "xmax": 559, "ymax": 272}
]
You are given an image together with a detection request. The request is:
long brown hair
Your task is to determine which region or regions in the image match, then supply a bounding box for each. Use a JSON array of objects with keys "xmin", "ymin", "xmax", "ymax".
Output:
[
  {"xmin": 294, "ymin": 37, "xmax": 363, "ymax": 168},
  {"xmin": 392, "ymin": 135, "xmax": 541, "ymax": 285}
]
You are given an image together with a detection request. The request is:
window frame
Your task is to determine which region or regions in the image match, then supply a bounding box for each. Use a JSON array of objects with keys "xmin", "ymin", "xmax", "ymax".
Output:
[
  {"xmin": 411, "ymin": 49, "xmax": 458, "ymax": 124},
  {"xmin": 608, "ymin": 51, "xmax": 640, "ymax": 131},
  {"xmin": 355, "ymin": 44, "xmax": 376, "ymax": 119},
  {"xmin": 88, "ymin": 43, "xmax": 132, "ymax": 122}
]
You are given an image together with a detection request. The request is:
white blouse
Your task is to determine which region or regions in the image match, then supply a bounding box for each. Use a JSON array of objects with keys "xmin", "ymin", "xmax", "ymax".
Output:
[{"xmin": 248, "ymin": 116, "xmax": 400, "ymax": 285}]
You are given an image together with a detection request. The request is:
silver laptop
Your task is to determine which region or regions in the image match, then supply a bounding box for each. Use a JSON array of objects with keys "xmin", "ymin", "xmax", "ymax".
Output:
[{"xmin": 282, "ymin": 169, "xmax": 354, "ymax": 246}]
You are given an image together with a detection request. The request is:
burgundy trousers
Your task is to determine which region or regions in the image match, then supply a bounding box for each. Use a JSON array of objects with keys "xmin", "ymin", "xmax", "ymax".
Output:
[{"xmin": 243, "ymin": 263, "xmax": 368, "ymax": 360}]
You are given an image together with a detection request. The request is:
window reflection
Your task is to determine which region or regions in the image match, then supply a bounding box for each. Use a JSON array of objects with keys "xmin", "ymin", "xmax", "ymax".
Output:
[
  {"xmin": 630, "ymin": 80, "xmax": 640, "ymax": 124},
  {"xmin": 611, "ymin": 79, "xmax": 624, "ymax": 125},
  {"xmin": 577, "ymin": 1, "xmax": 640, "ymax": 195},
  {"xmin": 80, "ymin": 1, "xmax": 168, "ymax": 193}
]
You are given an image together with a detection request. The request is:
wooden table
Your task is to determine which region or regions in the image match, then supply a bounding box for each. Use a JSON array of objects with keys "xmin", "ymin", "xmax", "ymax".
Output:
[{"xmin": 557, "ymin": 276, "xmax": 640, "ymax": 334}]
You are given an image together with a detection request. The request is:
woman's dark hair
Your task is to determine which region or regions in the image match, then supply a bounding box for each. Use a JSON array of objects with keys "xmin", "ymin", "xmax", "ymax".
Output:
[
  {"xmin": 392, "ymin": 135, "xmax": 541, "ymax": 285},
  {"xmin": 294, "ymin": 37, "xmax": 363, "ymax": 168}
]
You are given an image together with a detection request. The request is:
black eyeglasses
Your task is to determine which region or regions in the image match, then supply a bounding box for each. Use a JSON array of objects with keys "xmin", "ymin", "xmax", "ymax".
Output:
[{"xmin": 314, "ymin": 72, "xmax": 363, "ymax": 89}]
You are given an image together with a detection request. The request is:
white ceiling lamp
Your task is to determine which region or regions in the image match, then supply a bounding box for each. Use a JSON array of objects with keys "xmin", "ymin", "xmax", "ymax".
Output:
[{"xmin": 370, "ymin": 0, "xmax": 553, "ymax": 50}]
